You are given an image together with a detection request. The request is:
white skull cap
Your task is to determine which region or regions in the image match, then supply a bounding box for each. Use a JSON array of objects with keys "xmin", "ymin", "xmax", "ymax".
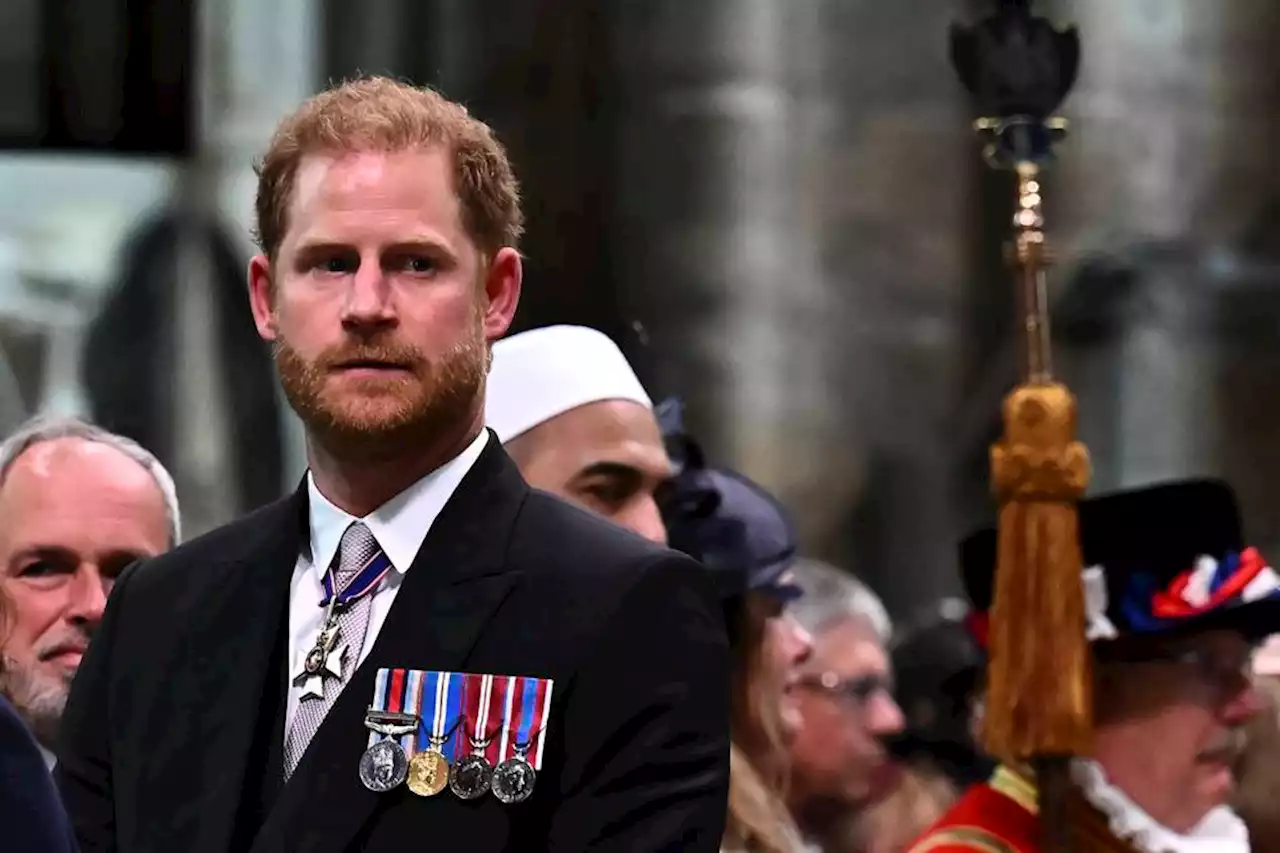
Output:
[{"xmin": 485, "ymin": 325, "xmax": 652, "ymax": 444}]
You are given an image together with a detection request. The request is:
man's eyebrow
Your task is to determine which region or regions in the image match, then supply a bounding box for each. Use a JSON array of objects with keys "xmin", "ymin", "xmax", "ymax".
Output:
[
  {"xmin": 293, "ymin": 237, "xmax": 457, "ymax": 256},
  {"xmin": 574, "ymin": 461, "xmax": 643, "ymax": 480},
  {"xmin": 8, "ymin": 544, "xmax": 78, "ymax": 563},
  {"xmin": 8, "ymin": 545, "xmax": 151, "ymax": 566}
]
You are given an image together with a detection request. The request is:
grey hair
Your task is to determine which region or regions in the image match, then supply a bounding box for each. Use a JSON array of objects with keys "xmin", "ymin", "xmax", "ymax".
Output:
[
  {"xmin": 788, "ymin": 557, "xmax": 893, "ymax": 644},
  {"xmin": 0, "ymin": 415, "xmax": 181, "ymax": 545}
]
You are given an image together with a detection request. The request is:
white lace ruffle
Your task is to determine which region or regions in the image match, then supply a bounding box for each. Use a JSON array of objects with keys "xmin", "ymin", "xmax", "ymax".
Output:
[{"xmin": 1070, "ymin": 759, "xmax": 1249, "ymax": 853}]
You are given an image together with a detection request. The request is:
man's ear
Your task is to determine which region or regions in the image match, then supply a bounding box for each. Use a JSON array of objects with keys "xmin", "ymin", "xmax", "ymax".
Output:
[
  {"xmin": 247, "ymin": 254, "xmax": 278, "ymax": 341},
  {"xmin": 481, "ymin": 247, "xmax": 522, "ymax": 342}
]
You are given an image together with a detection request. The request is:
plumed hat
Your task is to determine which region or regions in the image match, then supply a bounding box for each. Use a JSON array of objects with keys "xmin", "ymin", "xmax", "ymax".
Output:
[{"xmin": 962, "ymin": 480, "xmax": 1280, "ymax": 647}]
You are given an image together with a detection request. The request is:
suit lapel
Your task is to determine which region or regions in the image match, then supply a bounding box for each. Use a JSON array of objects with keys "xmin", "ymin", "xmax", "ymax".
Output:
[
  {"xmin": 190, "ymin": 488, "xmax": 306, "ymax": 853},
  {"xmin": 249, "ymin": 436, "xmax": 528, "ymax": 853}
]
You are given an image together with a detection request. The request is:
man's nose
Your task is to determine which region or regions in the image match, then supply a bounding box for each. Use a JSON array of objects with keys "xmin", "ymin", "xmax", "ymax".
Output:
[
  {"xmin": 623, "ymin": 496, "xmax": 668, "ymax": 546},
  {"xmin": 869, "ymin": 691, "xmax": 907, "ymax": 737},
  {"xmin": 66, "ymin": 566, "xmax": 109, "ymax": 630},
  {"xmin": 1222, "ymin": 679, "xmax": 1269, "ymax": 725},
  {"xmin": 341, "ymin": 263, "xmax": 397, "ymax": 330}
]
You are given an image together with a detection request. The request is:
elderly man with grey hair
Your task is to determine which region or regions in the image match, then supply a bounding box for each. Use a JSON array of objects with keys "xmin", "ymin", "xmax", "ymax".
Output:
[
  {"xmin": 0, "ymin": 415, "xmax": 178, "ymax": 760},
  {"xmin": 785, "ymin": 557, "xmax": 905, "ymax": 849}
]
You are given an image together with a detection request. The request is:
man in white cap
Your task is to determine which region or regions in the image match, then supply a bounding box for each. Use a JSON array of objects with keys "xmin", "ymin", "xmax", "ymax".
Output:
[{"xmin": 486, "ymin": 325, "xmax": 671, "ymax": 543}]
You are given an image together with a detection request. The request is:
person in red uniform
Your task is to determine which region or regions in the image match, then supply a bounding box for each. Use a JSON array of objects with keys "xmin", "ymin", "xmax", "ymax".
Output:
[{"xmin": 910, "ymin": 480, "xmax": 1276, "ymax": 853}]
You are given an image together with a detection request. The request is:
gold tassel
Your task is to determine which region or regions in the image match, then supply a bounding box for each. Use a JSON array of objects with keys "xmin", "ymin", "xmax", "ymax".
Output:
[{"xmin": 983, "ymin": 382, "xmax": 1093, "ymax": 761}]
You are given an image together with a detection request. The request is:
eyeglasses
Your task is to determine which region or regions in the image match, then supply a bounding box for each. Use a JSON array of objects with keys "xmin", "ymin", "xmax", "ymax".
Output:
[
  {"xmin": 797, "ymin": 671, "xmax": 895, "ymax": 708},
  {"xmin": 1173, "ymin": 648, "xmax": 1254, "ymax": 690},
  {"xmin": 1112, "ymin": 646, "xmax": 1254, "ymax": 696}
]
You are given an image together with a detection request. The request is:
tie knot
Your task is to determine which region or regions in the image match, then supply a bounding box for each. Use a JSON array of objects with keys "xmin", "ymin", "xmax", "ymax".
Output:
[{"xmin": 336, "ymin": 522, "xmax": 380, "ymax": 583}]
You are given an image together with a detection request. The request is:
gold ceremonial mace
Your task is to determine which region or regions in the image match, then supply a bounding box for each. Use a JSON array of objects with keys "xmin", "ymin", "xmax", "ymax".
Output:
[{"xmin": 951, "ymin": 2, "xmax": 1089, "ymax": 850}]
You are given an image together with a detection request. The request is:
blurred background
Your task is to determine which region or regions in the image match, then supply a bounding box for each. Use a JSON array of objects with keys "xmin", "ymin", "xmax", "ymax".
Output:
[{"xmin": 4, "ymin": 0, "xmax": 1280, "ymax": 618}]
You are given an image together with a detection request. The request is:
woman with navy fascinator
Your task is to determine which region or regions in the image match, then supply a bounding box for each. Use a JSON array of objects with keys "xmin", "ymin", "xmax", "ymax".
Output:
[{"xmin": 658, "ymin": 399, "xmax": 812, "ymax": 853}]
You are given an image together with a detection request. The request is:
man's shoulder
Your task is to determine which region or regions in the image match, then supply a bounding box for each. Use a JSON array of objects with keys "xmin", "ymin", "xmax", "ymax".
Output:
[
  {"xmin": 505, "ymin": 490, "xmax": 717, "ymax": 632},
  {"xmin": 513, "ymin": 488, "xmax": 697, "ymax": 579},
  {"xmin": 905, "ymin": 828, "xmax": 1025, "ymax": 852},
  {"xmin": 0, "ymin": 694, "xmax": 34, "ymax": 752}
]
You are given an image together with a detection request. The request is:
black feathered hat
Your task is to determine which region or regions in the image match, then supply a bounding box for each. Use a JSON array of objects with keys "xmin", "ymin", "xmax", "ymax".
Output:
[{"xmin": 961, "ymin": 479, "xmax": 1280, "ymax": 648}]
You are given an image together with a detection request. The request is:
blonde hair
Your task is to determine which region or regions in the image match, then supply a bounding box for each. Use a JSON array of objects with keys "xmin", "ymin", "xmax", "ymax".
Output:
[
  {"xmin": 254, "ymin": 76, "xmax": 523, "ymax": 261},
  {"xmin": 723, "ymin": 594, "xmax": 803, "ymax": 853}
]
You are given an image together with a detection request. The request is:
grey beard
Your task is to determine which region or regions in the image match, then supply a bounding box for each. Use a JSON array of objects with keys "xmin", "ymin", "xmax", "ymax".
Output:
[{"xmin": 0, "ymin": 657, "xmax": 68, "ymax": 750}]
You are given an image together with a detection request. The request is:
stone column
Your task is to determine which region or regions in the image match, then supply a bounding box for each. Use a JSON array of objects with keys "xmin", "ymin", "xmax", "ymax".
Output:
[
  {"xmin": 206, "ymin": 0, "xmax": 320, "ymax": 496},
  {"xmin": 609, "ymin": 0, "xmax": 974, "ymax": 610}
]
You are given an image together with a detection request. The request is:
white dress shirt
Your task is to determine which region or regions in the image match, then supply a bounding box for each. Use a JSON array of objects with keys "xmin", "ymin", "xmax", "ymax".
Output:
[{"xmin": 284, "ymin": 430, "xmax": 488, "ymax": 732}]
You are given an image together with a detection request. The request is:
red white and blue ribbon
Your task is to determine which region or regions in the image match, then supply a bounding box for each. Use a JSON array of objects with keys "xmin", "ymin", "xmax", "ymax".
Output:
[
  {"xmin": 367, "ymin": 667, "xmax": 415, "ymax": 748},
  {"xmin": 1120, "ymin": 547, "xmax": 1280, "ymax": 633},
  {"xmin": 965, "ymin": 546, "xmax": 1280, "ymax": 644},
  {"xmin": 1150, "ymin": 548, "xmax": 1280, "ymax": 618},
  {"xmin": 369, "ymin": 669, "xmax": 553, "ymax": 767}
]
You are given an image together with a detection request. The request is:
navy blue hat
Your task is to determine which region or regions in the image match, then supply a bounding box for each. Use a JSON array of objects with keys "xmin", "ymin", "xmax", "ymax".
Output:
[
  {"xmin": 657, "ymin": 399, "xmax": 800, "ymax": 602},
  {"xmin": 960, "ymin": 479, "xmax": 1280, "ymax": 647}
]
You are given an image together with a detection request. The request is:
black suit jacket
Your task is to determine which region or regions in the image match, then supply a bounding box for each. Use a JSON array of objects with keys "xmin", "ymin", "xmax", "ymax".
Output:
[
  {"xmin": 0, "ymin": 694, "xmax": 77, "ymax": 853},
  {"xmin": 55, "ymin": 437, "xmax": 730, "ymax": 852}
]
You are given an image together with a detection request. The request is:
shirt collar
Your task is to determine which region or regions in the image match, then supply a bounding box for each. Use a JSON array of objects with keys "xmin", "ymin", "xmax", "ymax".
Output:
[
  {"xmin": 1069, "ymin": 758, "xmax": 1249, "ymax": 853},
  {"xmin": 307, "ymin": 430, "xmax": 489, "ymax": 576}
]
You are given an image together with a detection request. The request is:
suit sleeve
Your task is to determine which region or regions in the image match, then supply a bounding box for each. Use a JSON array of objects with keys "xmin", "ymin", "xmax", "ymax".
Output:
[
  {"xmin": 54, "ymin": 558, "xmax": 143, "ymax": 853},
  {"xmin": 0, "ymin": 696, "xmax": 77, "ymax": 853},
  {"xmin": 547, "ymin": 552, "xmax": 731, "ymax": 852}
]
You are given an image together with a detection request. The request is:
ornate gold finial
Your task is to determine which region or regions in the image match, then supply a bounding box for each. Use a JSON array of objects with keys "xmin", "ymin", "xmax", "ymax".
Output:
[{"xmin": 951, "ymin": 3, "xmax": 1090, "ymax": 850}]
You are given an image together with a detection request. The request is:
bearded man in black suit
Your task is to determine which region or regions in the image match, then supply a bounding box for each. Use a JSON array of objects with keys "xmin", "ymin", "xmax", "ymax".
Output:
[{"xmin": 55, "ymin": 76, "xmax": 730, "ymax": 853}]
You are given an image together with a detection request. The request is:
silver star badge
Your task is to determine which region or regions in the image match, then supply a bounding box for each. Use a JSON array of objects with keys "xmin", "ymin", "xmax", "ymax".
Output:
[{"xmin": 293, "ymin": 641, "xmax": 348, "ymax": 702}]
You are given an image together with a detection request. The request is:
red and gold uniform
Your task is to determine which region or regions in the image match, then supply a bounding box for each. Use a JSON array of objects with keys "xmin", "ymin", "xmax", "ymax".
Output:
[{"xmin": 906, "ymin": 767, "xmax": 1141, "ymax": 853}]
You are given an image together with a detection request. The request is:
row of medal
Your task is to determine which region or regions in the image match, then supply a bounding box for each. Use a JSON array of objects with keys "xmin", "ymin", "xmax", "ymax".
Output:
[{"xmin": 358, "ymin": 668, "xmax": 553, "ymax": 805}]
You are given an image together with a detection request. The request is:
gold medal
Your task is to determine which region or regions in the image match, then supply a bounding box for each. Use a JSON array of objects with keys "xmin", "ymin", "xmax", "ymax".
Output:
[{"xmin": 407, "ymin": 747, "xmax": 450, "ymax": 797}]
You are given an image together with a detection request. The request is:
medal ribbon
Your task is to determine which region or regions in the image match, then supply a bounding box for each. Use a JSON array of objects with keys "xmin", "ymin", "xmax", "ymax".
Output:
[
  {"xmin": 498, "ymin": 676, "xmax": 555, "ymax": 770},
  {"xmin": 367, "ymin": 669, "xmax": 390, "ymax": 749},
  {"xmin": 366, "ymin": 668, "xmax": 411, "ymax": 749},
  {"xmin": 456, "ymin": 674, "xmax": 476, "ymax": 758},
  {"xmin": 319, "ymin": 547, "xmax": 394, "ymax": 608},
  {"xmin": 481, "ymin": 675, "xmax": 509, "ymax": 766},
  {"xmin": 400, "ymin": 669, "xmax": 424, "ymax": 756},
  {"xmin": 531, "ymin": 678, "xmax": 553, "ymax": 770},
  {"xmin": 415, "ymin": 670, "xmax": 443, "ymax": 757},
  {"xmin": 414, "ymin": 671, "xmax": 465, "ymax": 762},
  {"xmin": 458, "ymin": 673, "xmax": 499, "ymax": 757},
  {"xmin": 476, "ymin": 674, "xmax": 494, "ymax": 753},
  {"xmin": 441, "ymin": 672, "xmax": 464, "ymax": 762}
]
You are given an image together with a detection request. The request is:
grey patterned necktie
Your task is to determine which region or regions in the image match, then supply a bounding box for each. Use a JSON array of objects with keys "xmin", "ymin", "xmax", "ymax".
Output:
[{"xmin": 283, "ymin": 521, "xmax": 381, "ymax": 779}]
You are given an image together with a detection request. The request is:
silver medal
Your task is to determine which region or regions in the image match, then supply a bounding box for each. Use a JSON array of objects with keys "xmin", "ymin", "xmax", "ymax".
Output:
[
  {"xmin": 292, "ymin": 604, "xmax": 345, "ymax": 702},
  {"xmin": 359, "ymin": 739, "xmax": 409, "ymax": 792},
  {"xmin": 490, "ymin": 755, "xmax": 536, "ymax": 804},
  {"xmin": 449, "ymin": 753, "xmax": 494, "ymax": 800}
]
